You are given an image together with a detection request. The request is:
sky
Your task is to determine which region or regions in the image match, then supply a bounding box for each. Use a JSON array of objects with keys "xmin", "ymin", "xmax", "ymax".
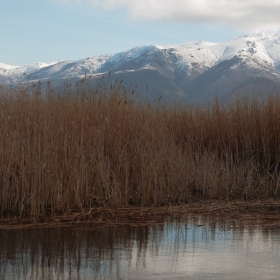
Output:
[{"xmin": 1, "ymin": 0, "xmax": 280, "ymax": 66}]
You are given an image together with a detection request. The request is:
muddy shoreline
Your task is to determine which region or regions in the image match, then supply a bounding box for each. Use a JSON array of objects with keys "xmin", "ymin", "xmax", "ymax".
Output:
[{"xmin": 1, "ymin": 199, "xmax": 280, "ymax": 230}]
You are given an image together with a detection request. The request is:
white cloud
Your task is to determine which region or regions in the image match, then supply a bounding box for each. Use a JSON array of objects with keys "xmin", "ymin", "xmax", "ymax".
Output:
[{"xmin": 61, "ymin": 0, "xmax": 280, "ymax": 31}]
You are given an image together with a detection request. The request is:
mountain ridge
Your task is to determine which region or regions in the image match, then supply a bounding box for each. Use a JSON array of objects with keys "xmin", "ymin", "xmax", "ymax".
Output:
[{"xmin": 1, "ymin": 33, "xmax": 280, "ymax": 103}]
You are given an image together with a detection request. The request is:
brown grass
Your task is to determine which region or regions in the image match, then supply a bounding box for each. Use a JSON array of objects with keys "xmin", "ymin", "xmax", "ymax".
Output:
[{"xmin": 1, "ymin": 81, "xmax": 280, "ymax": 219}]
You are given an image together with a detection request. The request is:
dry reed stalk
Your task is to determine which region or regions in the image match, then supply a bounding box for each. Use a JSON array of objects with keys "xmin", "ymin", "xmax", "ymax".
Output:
[{"xmin": 1, "ymin": 82, "xmax": 280, "ymax": 219}]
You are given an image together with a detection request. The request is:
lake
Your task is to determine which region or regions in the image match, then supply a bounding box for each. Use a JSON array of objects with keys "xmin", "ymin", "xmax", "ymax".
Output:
[{"xmin": 1, "ymin": 216, "xmax": 280, "ymax": 279}]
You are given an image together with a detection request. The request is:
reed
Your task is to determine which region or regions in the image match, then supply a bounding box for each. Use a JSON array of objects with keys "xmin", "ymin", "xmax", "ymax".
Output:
[{"xmin": 1, "ymin": 81, "xmax": 280, "ymax": 218}]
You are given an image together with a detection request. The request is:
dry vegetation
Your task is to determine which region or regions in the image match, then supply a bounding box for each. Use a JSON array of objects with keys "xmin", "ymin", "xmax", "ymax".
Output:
[{"xmin": 1, "ymin": 79, "xmax": 280, "ymax": 219}]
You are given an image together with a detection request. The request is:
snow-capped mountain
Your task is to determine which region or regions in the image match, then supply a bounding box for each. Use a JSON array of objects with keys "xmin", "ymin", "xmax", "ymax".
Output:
[{"xmin": 2, "ymin": 33, "xmax": 280, "ymax": 103}]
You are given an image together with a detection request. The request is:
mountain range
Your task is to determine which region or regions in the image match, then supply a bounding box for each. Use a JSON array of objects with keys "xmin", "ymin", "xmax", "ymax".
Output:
[{"xmin": 1, "ymin": 33, "xmax": 280, "ymax": 103}]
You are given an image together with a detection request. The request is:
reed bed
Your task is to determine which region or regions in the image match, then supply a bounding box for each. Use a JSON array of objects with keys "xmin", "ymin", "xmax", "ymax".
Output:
[{"xmin": 1, "ymin": 81, "xmax": 280, "ymax": 219}]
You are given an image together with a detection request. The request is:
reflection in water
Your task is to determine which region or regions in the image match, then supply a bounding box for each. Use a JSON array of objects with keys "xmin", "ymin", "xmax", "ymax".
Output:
[{"xmin": 1, "ymin": 217, "xmax": 280, "ymax": 279}]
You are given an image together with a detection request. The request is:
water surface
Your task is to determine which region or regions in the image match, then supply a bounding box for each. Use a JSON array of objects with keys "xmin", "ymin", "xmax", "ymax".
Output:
[{"xmin": 1, "ymin": 216, "xmax": 280, "ymax": 279}]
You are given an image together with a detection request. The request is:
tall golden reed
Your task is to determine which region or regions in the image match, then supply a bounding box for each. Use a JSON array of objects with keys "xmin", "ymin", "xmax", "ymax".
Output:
[{"xmin": 0, "ymin": 82, "xmax": 280, "ymax": 218}]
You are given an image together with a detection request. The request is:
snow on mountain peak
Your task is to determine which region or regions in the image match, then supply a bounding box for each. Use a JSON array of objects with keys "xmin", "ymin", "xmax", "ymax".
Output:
[
  {"xmin": 22, "ymin": 62, "xmax": 57, "ymax": 73},
  {"xmin": 0, "ymin": 62, "xmax": 19, "ymax": 70},
  {"xmin": 108, "ymin": 45, "xmax": 157, "ymax": 66},
  {"xmin": 2, "ymin": 33, "xmax": 280, "ymax": 87},
  {"xmin": 212, "ymin": 33, "xmax": 280, "ymax": 68}
]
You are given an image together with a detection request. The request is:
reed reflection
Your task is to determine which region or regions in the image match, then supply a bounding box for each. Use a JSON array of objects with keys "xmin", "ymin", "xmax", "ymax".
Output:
[{"xmin": 1, "ymin": 217, "xmax": 280, "ymax": 280}]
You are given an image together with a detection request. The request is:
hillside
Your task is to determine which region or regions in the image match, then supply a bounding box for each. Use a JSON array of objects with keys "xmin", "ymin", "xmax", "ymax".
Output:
[{"xmin": 1, "ymin": 33, "xmax": 280, "ymax": 103}]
